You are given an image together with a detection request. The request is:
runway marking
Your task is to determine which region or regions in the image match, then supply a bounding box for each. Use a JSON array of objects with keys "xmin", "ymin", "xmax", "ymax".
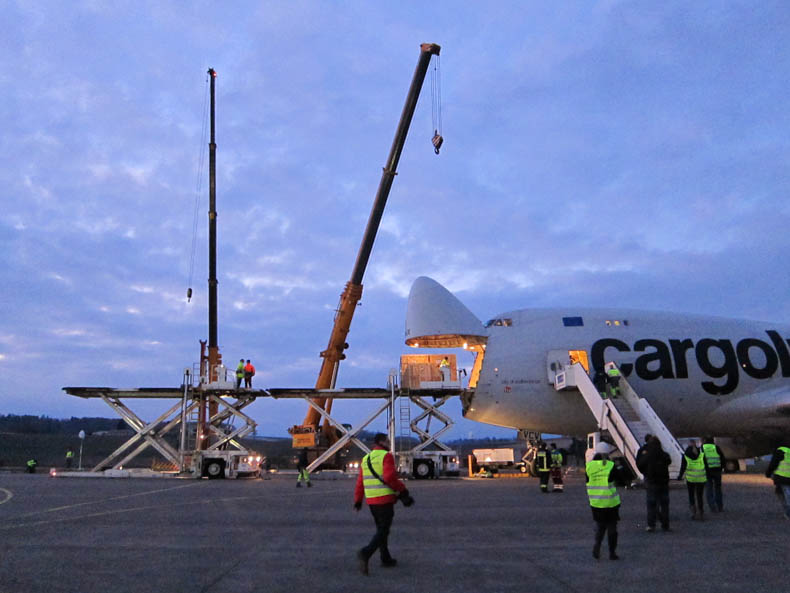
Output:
[
  {"xmin": 0, "ymin": 494, "xmax": 268, "ymax": 530},
  {"xmin": 0, "ymin": 488, "xmax": 13, "ymax": 505},
  {"xmin": 10, "ymin": 481, "xmax": 203, "ymax": 520}
]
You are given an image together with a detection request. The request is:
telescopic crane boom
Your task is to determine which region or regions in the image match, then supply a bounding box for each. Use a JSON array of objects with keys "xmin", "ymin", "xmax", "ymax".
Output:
[{"xmin": 293, "ymin": 43, "xmax": 441, "ymax": 447}]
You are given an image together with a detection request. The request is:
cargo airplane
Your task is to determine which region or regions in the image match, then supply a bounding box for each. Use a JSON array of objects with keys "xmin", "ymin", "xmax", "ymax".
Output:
[{"xmin": 404, "ymin": 276, "xmax": 790, "ymax": 465}]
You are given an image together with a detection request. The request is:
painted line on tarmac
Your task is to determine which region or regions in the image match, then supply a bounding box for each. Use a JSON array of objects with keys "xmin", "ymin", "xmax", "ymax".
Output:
[
  {"xmin": 0, "ymin": 493, "xmax": 269, "ymax": 530},
  {"xmin": 10, "ymin": 481, "xmax": 203, "ymax": 520},
  {"xmin": 0, "ymin": 488, "xmax": 13, "ymax": 505}
]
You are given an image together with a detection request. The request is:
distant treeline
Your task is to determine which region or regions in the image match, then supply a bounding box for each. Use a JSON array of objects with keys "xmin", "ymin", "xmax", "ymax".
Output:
[{"xmin": 0, "ymin": 414, "xmax": 125, "ymax": 435}]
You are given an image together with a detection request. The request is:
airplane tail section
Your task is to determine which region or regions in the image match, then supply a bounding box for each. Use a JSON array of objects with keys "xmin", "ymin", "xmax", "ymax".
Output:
[{"xmin": 556, "ymin": 362, "xmax": 684, "ymax": 479}]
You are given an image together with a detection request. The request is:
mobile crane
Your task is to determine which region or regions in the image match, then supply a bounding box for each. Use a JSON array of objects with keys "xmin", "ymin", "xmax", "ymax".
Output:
[{"xmin": 290, "ymin": 43, "xmax": 442, "ymax": 451}]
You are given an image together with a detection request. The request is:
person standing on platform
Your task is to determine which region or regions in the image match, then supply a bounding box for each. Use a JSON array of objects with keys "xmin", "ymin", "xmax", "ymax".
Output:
[
  {"xmin": 235, "ymin": 358, "xmax": 245, "ymax": 390},
  {"xmin": 353, "ymin": 433, "xmax": 411, "ymax": 575},
  {"xmin": 550, "ymin": 443, "xmax": 564, "ymax": 492},
  {"xmin": 765, "ymin": 444, "xmax": 790, "ymax": 520},
  {"xmin": 438, "ymin": 357, "xmax": 451, "ymax": 382},
  {"xmin": 678, "ymin": 441, "xmax": 706, "ymax": 521},
  {"xmin": 535, "ymin": 442, "xmax": 551, "ymax": 493},
  {"xmin": 586, "ymin": 444, "xmax": 625, "ymax": 560},
  {"xmin": 702, "ymin": 437, "xmax": 726, "ymax": 512},
  {"xmin": 243, "ymin": 359, "xmax": 255, "ymax": 389}
]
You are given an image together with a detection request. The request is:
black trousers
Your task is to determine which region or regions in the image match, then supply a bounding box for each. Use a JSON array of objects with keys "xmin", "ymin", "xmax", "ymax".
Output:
[
  {"xmin": 686, "ymin": 482, "xmax": 705, "ymax": 511},
  {"xmin": 538, "ymin": 471, "xmax": 550, "ymax": 491},
  {"xmin": 646, "ymin": 483, "xmax": 670, "ymax": 529},
  {"xmin": 361, "ymin": 503, "xmax": 395, "ymax": 562}
]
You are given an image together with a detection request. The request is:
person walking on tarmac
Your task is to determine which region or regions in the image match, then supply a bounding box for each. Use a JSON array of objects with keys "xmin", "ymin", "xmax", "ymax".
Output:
[
  {"xmin": 702, "ymin": 436, "xmax": 726, "ymax": 512},
  {"xmin": 296, "ymin": 448, "xmax": 311, "ymax": 488},
  {"xmin": 536, "ymin": 442, "xmax": 551, "ymax": 493},
  {"xmin": 678, "ymin": 441, "xmax": 706, "ymax": 520},
  {"xmin": 235, "ymin": 358, "xmax": 245, "ymax": 390},
  {"xmin": 765, "ymin": 443, "xmax": 790, "ymax": 520},
  {"xmin": 26, "ymin": 459, "xmax": 38, "ymax": 474},
  {"xmin": 353, "ymin": 433, "xmax": 412, "ymax": 575},
  {"xmin": 243, "ymin": 359, "xmax": 255, "ymax": 389},
  {"xmin": 65, "ymin": 447, "xmax": 74, "ymax": 469},
  {"xmin": 550, "ymin": 443, "xmax": 564, "ymax": 492},
  {"xmin": 586, "ymin": 444, "xmax": 626, "ymax": 560}
]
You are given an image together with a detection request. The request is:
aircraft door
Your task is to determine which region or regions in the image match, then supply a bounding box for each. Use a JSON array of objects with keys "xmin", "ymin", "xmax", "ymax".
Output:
[{"xmin": 546, "ymin": 349, "xmax": 590, "ymax": 384}]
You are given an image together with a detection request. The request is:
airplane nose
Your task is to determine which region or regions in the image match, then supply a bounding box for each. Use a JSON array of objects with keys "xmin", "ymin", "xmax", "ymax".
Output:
[{"xmin": 404, "ymin": 276, "xmax": 486, "ymax": 348}]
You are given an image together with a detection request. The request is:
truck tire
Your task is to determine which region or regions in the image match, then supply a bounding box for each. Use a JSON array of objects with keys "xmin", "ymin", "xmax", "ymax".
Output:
[
  {"xmin": 413, "ymin": 460, "xmax": 434, "ymax": 479},
  {"xmin": 205, "ymin": 460, "xmax": 225, "ymax": 479}
]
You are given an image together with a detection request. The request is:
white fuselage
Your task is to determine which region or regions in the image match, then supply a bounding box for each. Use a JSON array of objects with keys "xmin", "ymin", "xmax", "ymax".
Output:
[{"xmin": 463, "ymin": 308, "xmax": 790, "ymax": 455}]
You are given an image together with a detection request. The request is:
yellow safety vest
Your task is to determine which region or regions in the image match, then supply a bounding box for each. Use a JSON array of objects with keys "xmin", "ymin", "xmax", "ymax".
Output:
[
  {"xmin": 362, "ymin": 449, "xmax": 396, "ymax": 499},
  {"xmin": 551, "ymin": 450, "xmax": 562, "ymax": 467},
  {"xmin": 236, "ymin": 363, "xmax": 245, "ymax": 378},
  {"xmin": 586, "ymin": 460, "xmax": 620, "ymax": 508},
  {"xmin": 606, "ymin": 367, "xmax": 621, "ymax": 377},
  {"xmin": 684, "ymin": 453, "xmax": 707, "ymax": 483},
  {"xmin": 776, "ymin": 447, "xmax": 790, "ymax": 479},
  {"xmin": 536, "ymin": 450, "xmax": 550, "ymax": 472},
  {"xmin": 66, "ymin": 451, "xmax": 74, "ymax": 458},
  {"xmin": 702, "ymin": 444, "xmax": 720, "ymax": 469}
]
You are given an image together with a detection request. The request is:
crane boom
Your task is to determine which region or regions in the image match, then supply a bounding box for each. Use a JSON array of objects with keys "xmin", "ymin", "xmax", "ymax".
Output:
[{"xmin": 297, "ymin": 43, "xmax": 441, "ymax": 444}]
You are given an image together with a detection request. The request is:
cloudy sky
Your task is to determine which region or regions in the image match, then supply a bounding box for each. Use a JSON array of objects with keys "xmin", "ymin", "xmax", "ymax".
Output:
[{"xmin": 2, "ymin": 1, "xmax": 789, "ymax": 440}]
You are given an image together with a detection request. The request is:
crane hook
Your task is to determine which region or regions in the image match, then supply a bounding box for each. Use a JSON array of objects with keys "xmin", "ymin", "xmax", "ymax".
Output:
[{"xmin": 432, "ymin": 131, "xmax": 444, "ymax": 155}]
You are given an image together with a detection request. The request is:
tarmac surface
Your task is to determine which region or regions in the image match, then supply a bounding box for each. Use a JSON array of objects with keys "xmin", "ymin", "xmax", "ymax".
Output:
[{"xmin": 0, "ymin": 469, "xmax": 786, "ymax": 593}]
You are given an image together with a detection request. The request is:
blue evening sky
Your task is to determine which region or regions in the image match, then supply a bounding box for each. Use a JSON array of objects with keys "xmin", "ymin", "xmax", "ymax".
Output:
[{"xmin": 2, "ymin": 1, "xmax": 789, "ymax": 439}]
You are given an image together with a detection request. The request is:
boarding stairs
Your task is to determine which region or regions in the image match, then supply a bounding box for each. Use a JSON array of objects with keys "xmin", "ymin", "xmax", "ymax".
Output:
[{"xmin": 554, "ymin": 362, "xmax": 684, "ymax": 480}]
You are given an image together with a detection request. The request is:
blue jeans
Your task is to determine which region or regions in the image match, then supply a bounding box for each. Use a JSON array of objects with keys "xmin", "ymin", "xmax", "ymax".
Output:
[
  {"xmin": 777, "ymin": 484, "xmax": 790, "ymax": 518},
  {"xmin": 706, "ymin": 471, "xmax": 723, "ymax": 511}
]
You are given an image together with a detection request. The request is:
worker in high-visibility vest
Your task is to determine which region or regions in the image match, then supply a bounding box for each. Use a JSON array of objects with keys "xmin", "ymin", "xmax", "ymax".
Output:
[
  {"xmin": 765, "ymin": 444, "xmax": 790, "ymax": 520},
  {"xmin": 65, "ymin": 447, "xmax": 74, "ymax": 469},
  {"xmin": 550, "ymin": 443, "xmax": 564, "ymax": 492},
  {"xmin": 26, "ymin": 459, "xmax": 38, "ymax": 474},
  {"xmin": 353, "ymin": 433, "xmax": 412, "ymax": 575},
  {"xmin": 535, "ymin": 442, "xmax": 551, "ymax": 493},
  {"xmin": 438, "ymin": 356, "xmax": 451, "ymax": 382},
  {"xmin": 235, "ymin": 358, "xmax": 245, "ymax": 390},
  {"xmin": 586, "ymin": 444, "xmax": 625, "ymax": 560},
  {"xmin": 678, "ymin": 441, "xmax": 707, "ymax": 520},
  {"xmin": 605, "ymin": 365, "xmax": 621, "ymax": 398},
  {"xmin": 702, "ymin": 437, "xmax": 726, "ymax": 512},
  {"xmin": 243, "ymin": 359, "xmax": 255, "ymax": 389}
]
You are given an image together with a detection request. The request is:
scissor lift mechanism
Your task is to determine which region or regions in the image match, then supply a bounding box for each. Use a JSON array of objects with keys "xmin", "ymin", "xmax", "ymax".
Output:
[{"xmin": 64, "ymin": 382, "xmax": 461, "ymax": 474}]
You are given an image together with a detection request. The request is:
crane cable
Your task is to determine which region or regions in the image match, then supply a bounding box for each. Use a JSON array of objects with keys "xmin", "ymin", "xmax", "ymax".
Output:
[
  {"xmin": 430, "ymin": 54, "xmax": 443, "ymax": 154},
  {"xmin": 186, "ymin": 73, "xmax": 211, "ymax": 302}
]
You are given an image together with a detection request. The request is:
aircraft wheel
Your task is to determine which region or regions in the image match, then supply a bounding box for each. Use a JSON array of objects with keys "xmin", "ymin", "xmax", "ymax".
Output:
[{"xmin": 205, "ymin": 460, "xmax": 225, "ymax": 479}]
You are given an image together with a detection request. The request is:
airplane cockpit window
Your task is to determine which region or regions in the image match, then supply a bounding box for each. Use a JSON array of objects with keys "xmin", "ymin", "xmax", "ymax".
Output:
[
  {"xmin": 484, "ymin": 318, "xmax": 513, "ymax": 328},
  {"xmin": 562, "ymin": 316, "xmax": 584, "ymax": 327}
]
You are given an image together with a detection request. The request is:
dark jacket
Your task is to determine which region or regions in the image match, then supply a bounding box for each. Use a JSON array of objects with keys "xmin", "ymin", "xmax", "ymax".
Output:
[
  {"xmin": 765, "ymin": 447, "xmax": 790, "ymax": 486},
  {"xmin": 637, "ymin": 440, "xmax": 671, "ymax": 485}
]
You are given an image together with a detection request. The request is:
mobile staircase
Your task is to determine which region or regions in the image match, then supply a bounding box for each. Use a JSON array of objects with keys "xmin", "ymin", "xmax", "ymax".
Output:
[{"xmin": 554, "ymin": 362, "xmax": 684, "ymax": 480}]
